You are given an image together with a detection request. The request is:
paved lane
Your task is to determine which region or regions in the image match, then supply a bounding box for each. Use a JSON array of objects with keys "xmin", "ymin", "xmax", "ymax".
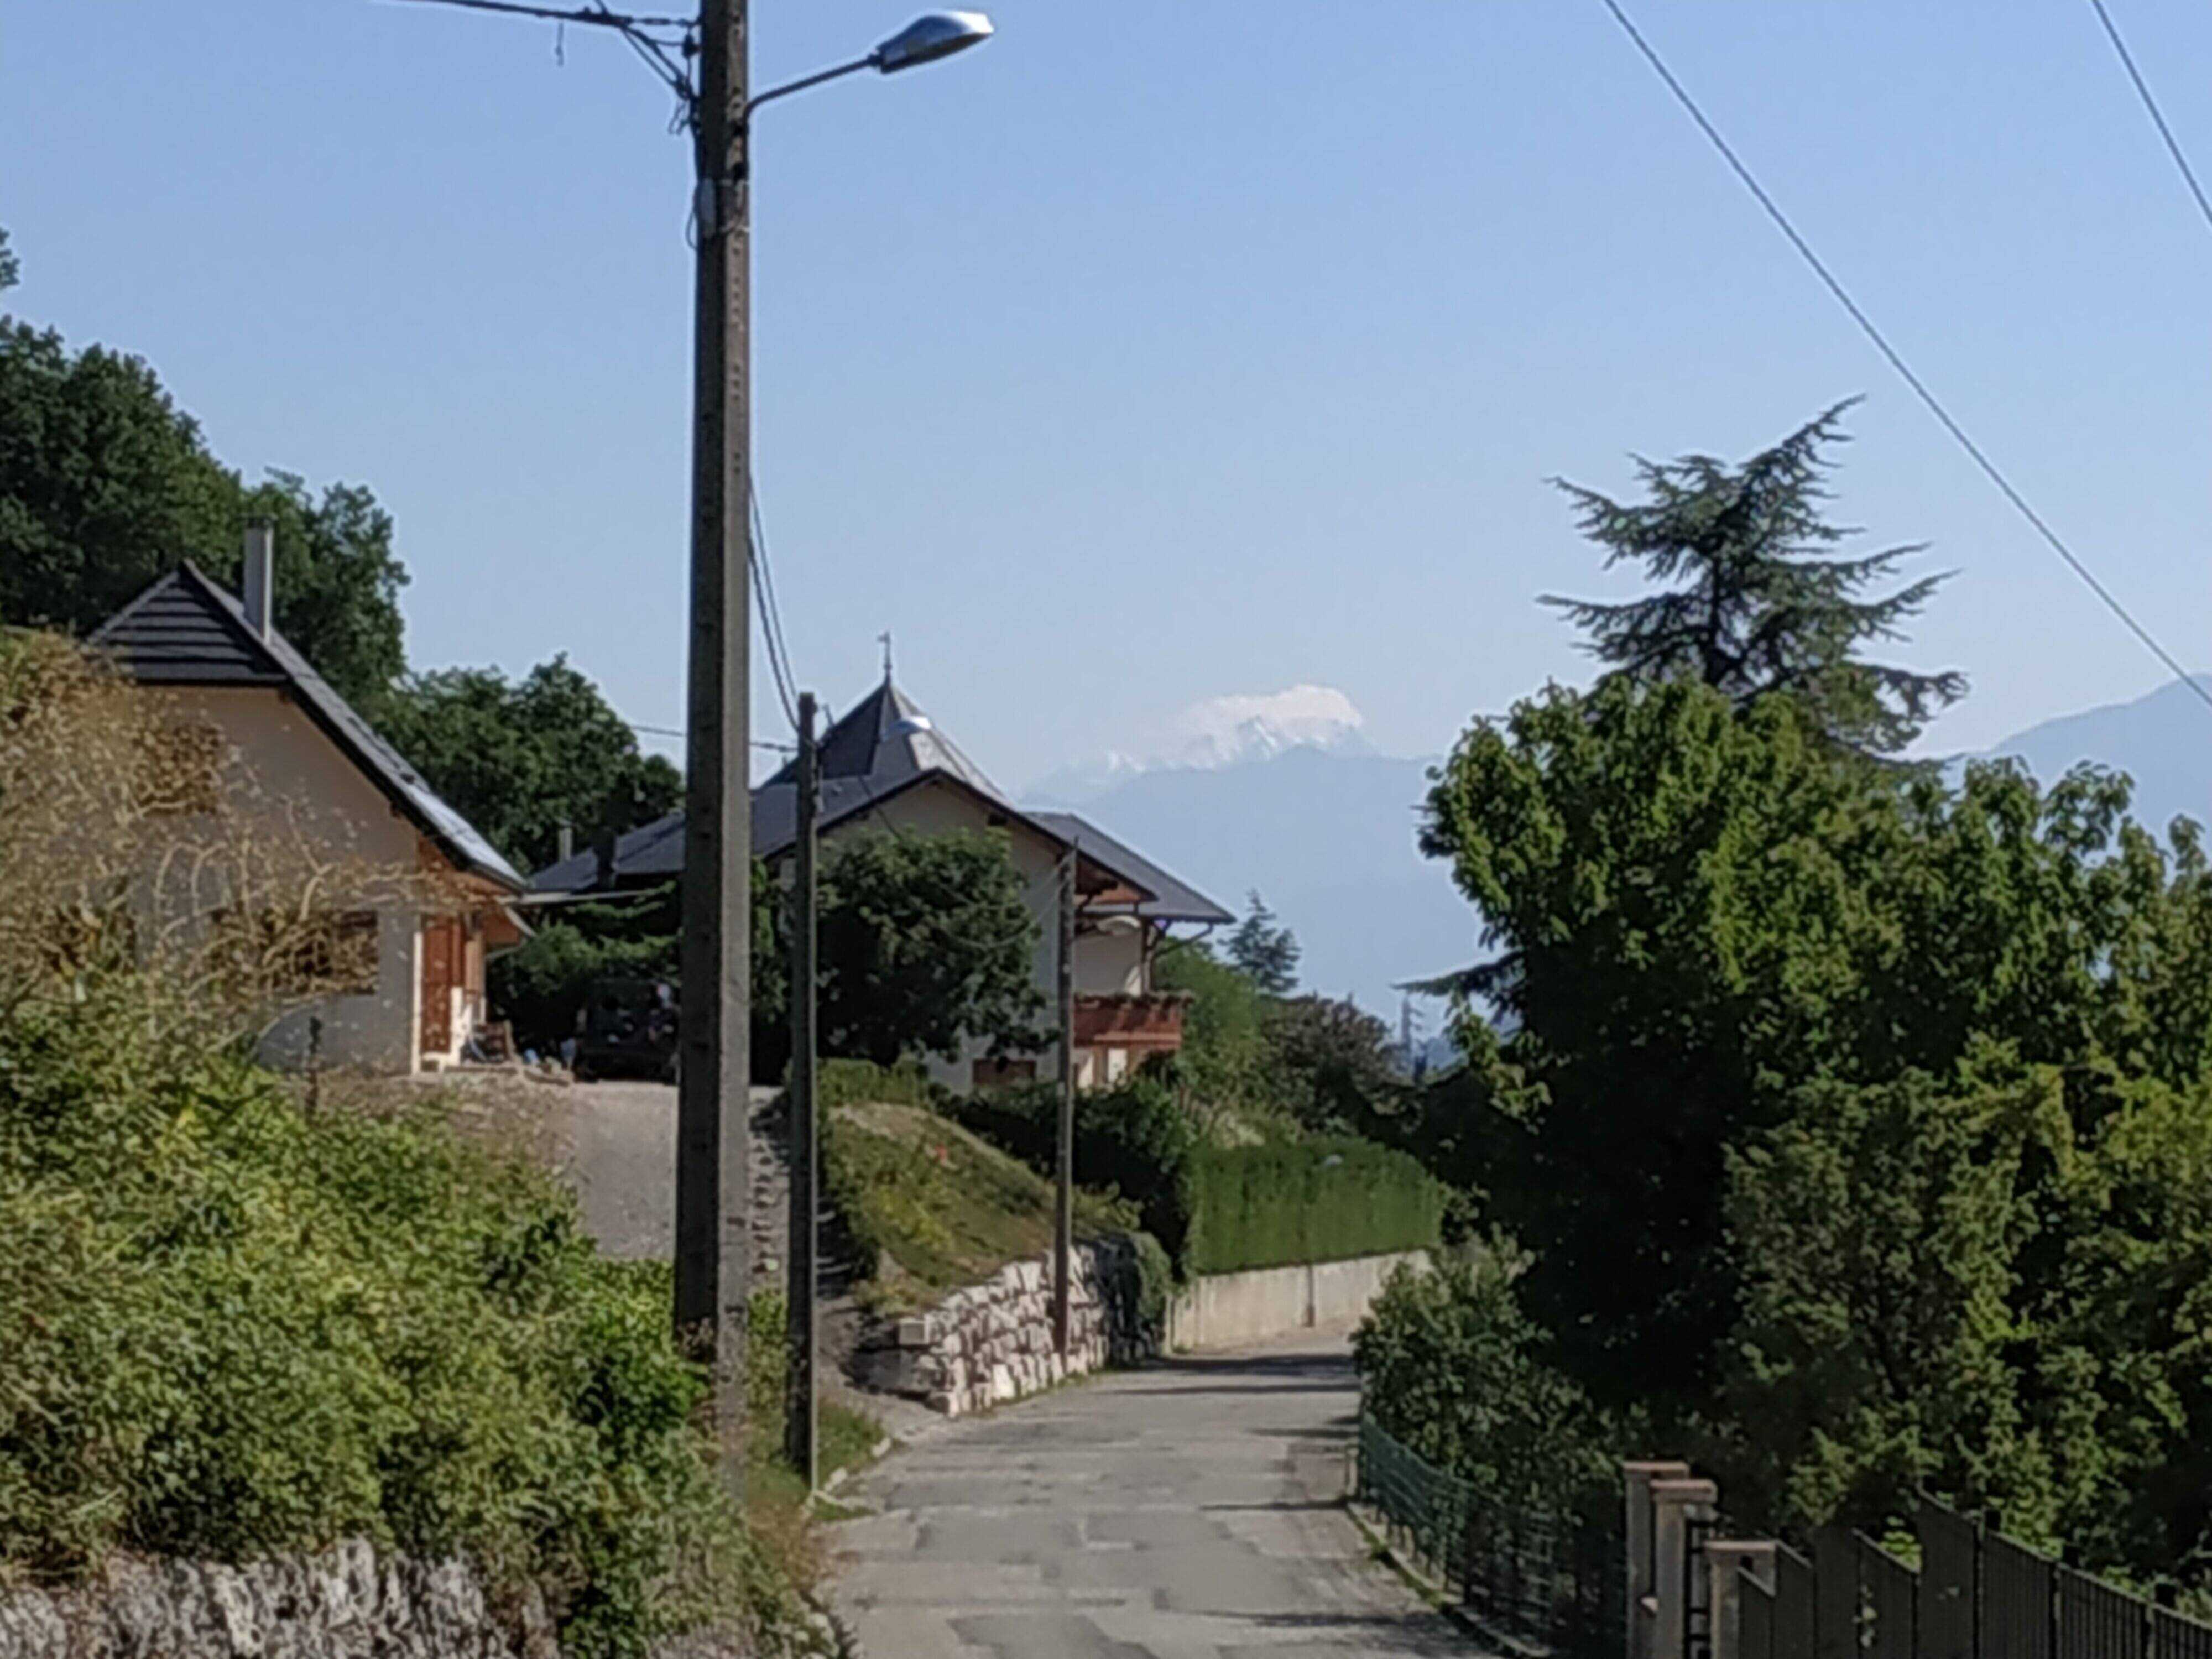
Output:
[{"xmin": 831, "ymin": 1332, "xmax": 1463, "ymax": 1659}]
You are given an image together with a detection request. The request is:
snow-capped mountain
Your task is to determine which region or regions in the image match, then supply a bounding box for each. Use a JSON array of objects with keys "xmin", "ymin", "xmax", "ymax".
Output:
[{"xmin": 1031, "ymin": 685, "xmax": 1374, "ymax": 804}]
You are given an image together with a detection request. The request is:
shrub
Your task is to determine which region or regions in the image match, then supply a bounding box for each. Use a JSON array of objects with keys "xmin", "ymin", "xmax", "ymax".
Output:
[
  {"xmin": 1352, "ymin": 1250, "xmax": 1613, "ymax": 1512},
  {"xmin": 0, "ymin": 983, "xmax": 826, "ymax": 1657},
  {"xmin": 1184, "ymin": 1137, "xmax": 1443, "ymax": 1276}
]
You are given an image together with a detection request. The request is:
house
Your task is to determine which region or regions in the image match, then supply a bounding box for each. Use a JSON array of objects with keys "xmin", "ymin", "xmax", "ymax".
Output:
[
  {"xmin": 89, "ymin": 531, "xmax": 528, "ymax": 1074},
  {"xmin": 530, "ymin": 674, "xmax": 1233, "ymax": 1092}
]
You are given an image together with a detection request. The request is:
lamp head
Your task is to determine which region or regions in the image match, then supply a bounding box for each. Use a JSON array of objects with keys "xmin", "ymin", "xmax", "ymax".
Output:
[{"xmin": 872, "ymin": 11, "xmax": 994, "ymax": 74}]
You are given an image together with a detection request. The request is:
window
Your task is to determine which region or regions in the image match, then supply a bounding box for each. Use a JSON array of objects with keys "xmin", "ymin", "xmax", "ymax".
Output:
[{"xmin": 219, "ymin": 907, "xmax": 380, "ymax": 997}]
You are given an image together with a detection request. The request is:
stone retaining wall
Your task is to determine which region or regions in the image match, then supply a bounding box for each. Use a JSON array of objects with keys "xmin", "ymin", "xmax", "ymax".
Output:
[
  {"xmin": 0, "ymin": 1540, "xmax": 548, "ymax": 1659},
  {"xmin": 852, "ymin": 1236, "xmax": 1157, "ymax": 1417}
]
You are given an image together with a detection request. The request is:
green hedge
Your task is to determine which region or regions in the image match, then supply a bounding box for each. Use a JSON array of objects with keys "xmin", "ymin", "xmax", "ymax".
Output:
[{"xmin": 1185, "ymin": 1137, "xmax": 1443, "ymax": 1276}]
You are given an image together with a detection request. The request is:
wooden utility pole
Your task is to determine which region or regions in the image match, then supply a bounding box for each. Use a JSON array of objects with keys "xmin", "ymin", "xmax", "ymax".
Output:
[
  {"xmin": 784, "ymin": 692, "xmax": 819, "ymax": 1490},
  {"xmin": 1052, "ymin": 849, "xmax": 1074, "ymax": 1359},
  {"xmin": 672, "ymin": 0, "xmax": 752, "ymax": 1494}
]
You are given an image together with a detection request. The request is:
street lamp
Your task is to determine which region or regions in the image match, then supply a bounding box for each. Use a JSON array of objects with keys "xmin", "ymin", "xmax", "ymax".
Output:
[{"xmin": 748, "ymin": 11, "xmax": 995, "ymax": 112}]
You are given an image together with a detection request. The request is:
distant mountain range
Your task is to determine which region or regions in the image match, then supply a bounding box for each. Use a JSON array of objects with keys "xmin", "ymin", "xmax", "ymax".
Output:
[
  {"xmin": 1019, "ymin": 674, "xmax": 2212, "ymax": 1019},
  {"xmin": 1030, "ymin": 685, "xmax": 1374, "ymax": 802},
  {"xmin": 1975, "ymin": 674, "xmax": 2212, "ymax": 836},
  {"xmin": 1028, "ymin": 740, "xmax": 1472, "ymax": 1018}
]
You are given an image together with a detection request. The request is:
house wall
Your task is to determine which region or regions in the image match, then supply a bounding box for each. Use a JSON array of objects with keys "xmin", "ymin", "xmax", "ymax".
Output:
[
  {"xmin": 818, "ymin": 778, "xmax": 1151, "ymax": 1094},
  {"xmin": 144, "ymin": 686, "xmax": 424, "ymax": 1075}
]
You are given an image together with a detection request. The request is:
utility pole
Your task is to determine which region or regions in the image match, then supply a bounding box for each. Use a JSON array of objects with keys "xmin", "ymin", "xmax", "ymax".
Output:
[
  {"xmin": 1052, "ymin": 849, "xmax": 1074, "ymax": 1360},
  {"xmin": 672, "ymin": 0, "xmax": 752, "ymax": 1494},
  {"xmin": 784, "ymin": 692, "xmax": 819, "ymax": 1491}
]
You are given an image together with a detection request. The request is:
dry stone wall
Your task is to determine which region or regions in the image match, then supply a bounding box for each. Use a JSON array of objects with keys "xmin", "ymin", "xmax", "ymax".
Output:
[{"xmin": 852, "ymin": 1237, "xmax": 1158, "ymax": 1417}]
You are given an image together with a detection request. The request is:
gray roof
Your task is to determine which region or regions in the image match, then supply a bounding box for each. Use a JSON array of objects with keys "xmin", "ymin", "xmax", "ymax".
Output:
[
  {"xmin": 530, "ymin": 677, "xmax": 1229, "ymax": 926},
  {"xmin": 764, "ymin": 679, "xmax": 1004, "ymax": 801},
  {"xmin": 91, "ymin": 565, "xmax": 525, "ymax": 892},
  {"xmin": 1027, "ymin": 811, "xmax": 1235, "ymax": 925}
]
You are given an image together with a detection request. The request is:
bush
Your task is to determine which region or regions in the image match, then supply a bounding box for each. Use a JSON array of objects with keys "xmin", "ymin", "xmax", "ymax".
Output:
[
  {"xmin": 491, "ymin": 917, "xmax": 675, "ymax": 1055},
  {"xmin": 1352, "ymin": 1250, "xmax": 1614, "ymax": 1512},
  {"xmin": 1184, "ymin": 1137, "xmax": 1443, "ymax": 1275},
  {"xmin": 0, "ymin": 981, "xmax": 826, "ymax": 1657}
]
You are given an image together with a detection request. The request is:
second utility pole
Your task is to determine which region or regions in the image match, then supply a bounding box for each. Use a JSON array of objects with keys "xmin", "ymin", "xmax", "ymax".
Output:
[
  {"xmin": 785, "ymin": 692, "xmax": 819, "ymax": 1491},
  {"xmin": 1052, "ymin": 851, "xmax": 1074, "ymax": 1359},
  {"xmin": 674, "ymin": 0, "xmax": 753, "ymax": 1496}
]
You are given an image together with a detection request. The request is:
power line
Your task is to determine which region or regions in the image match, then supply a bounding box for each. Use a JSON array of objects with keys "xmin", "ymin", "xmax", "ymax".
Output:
[
  {"xmin": 382, "ymin": 0, "xmax": 693, "ymax": 35},
  {"xmin": 2085, "ymin": 0, "xmax": 2212, "ymax": 239},
  {"xmin": 625, "ymin": 718, "xmax": 795, "ymax": 754},
  {"xmin": 748, "ymin": 484, "xmax": 802, "ymax": 732},
  {"xmin": 1596, "ymin": 0, "xmax": 2212, "ymax": 718}
]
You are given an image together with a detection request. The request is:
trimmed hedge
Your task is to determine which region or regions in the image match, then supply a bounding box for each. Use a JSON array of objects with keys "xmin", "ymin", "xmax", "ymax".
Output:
[{"xmin": 1185, "ymin": 1138, "xmax": 1443, "ymax": 1276}]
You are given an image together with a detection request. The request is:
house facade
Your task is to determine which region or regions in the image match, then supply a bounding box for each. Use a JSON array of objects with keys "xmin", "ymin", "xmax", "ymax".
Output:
[
  {"xmin": 91, "ymin": 540, "xmax": 527, "ymax": 1074},
  {"xmin": 531, "ymin": 676, "xmax": 1232, "ymax": 1092}
]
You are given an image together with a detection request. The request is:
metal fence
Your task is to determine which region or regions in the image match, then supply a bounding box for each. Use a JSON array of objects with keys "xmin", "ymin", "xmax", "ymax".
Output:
[
  {"xmin": 1721, "ymin": 1496, "xmax": 2212, "ymax": 1659},
  {"xmin": 1356, "ymin": 1411, "xmax": 1624, "ymax": 1659}
]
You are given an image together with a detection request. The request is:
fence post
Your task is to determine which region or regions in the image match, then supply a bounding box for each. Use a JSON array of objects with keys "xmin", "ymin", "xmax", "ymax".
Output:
[
  {"xmin": 1709, "ymin": 1542, "xmax": 1780, "ymax": 1659},
  {"xmin": 1627, "ymin": 1463, "xmax": 1694, "ymax": 1659},
  {"xmin": 1652, "ymin": 1477, "xmax": 1720, "ymax": 1659}
]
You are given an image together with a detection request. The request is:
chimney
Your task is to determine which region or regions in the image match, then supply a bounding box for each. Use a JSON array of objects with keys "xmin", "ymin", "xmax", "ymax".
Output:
[
  {"xmin": 557, "ymin": 822, "xmax": 575, "ymax": 864},
  {"xmin": 242, "ymin": 521, "xmax": 274, "ymax": 639}
]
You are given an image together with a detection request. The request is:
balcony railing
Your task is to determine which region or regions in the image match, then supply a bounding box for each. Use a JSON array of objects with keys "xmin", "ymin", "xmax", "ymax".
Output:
[{"xmin": 1072, "ymin": 991, "xmax": 1191, "ymax": 1051}]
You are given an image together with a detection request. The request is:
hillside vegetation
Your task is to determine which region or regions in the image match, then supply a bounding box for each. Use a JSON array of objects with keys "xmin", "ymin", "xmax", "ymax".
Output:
[{"xmin": 822, "ymin": 1086, "xmax": 1139, "ymax": 1313}]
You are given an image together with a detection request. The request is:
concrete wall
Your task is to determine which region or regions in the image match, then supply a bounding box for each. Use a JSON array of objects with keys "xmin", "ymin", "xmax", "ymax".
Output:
[{"xmin": 1167, "ymin": 1249, "xmax": 1428, "ymax": 1353}]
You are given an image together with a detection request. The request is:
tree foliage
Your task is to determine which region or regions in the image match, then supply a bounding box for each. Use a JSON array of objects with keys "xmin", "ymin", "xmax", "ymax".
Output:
[
  {"xmin": 1353, "ymin": 1251, "xmax": 1613, "ymax": 1511},
  {"xmin": 1415, "ymin": 669, "xmax": 2212, "ymax": 1578},
  {"xmin": 1225, "ymin": 889, "xmax": 1301, "ymax": 993},
  {"xmin": 378, "ymin": 655, "xmax": 681, "ymax": 874},
  {"xmin": 0, "ymin": 317, "xmax": 409, "ymax": 708},
  {"xmin": 1543, "ymin": 403, "xmax": 1964, "ymax": 753},
  {"xmin": 815, "ymin": 829, "xmax": 1045, "ymax": 1066}
]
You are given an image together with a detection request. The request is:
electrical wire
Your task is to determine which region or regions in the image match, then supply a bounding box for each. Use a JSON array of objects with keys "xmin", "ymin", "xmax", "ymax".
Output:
[
  {"xmin": 1597, "ymin": 0, "xmax": 2212, "ymax": 718},
  {"xmin": 624, "ymin": 718, "xmax": 795, "ymax": 754},
  {"xmin": 2086, "ymin": 0, "xmax": 2212, "ymax": 239},
  {"xmin": 748, "ymin": 482, "xmax": 804, "ymax": 732}
]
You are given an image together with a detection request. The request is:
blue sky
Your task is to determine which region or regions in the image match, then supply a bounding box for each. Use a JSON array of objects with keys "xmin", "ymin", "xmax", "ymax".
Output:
[{"xmin": 9, "ymin": 2, "xmax": 2212, "ymax": 787}]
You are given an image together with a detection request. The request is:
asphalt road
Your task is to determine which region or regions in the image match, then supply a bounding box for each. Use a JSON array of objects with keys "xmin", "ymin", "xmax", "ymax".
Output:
[
  {"xmin": 831, "ymin": 1332, "xmax": 1463, "ymax": 1659},
  {"xmin": 553, "ymin": 1079, "xmax": 681, "ymax": 1259}
]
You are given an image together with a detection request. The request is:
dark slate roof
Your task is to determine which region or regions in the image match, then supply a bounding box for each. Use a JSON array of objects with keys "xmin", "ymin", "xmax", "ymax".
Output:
[
  {"xmin": 1027, "ymin": 811, "xmax": 1234, "ymax": 925},
  {"xmin": 530, "ymin": 677, "xmax": 1227, "ymax": 925},
  {"xmin": 91, "ymin": 565, "xmax": 525, "ymax": 892},
  {"xmin": 763, "ymin": 679, "xmax": 1003, "ymax": 802}
]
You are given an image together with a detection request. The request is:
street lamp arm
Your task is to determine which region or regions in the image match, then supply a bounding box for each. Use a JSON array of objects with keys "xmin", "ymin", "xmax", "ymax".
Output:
[{"xmin": 744, "ymin": 54, "xmax": 875, "ymax": 117}]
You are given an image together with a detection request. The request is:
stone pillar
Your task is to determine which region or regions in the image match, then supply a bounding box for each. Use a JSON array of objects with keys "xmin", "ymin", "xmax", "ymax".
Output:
[
  {"xmin": 1625, "ymin": 1461, "xmax": 1693, "ymax": 1659},
  {"xmin": 1650, "ymin": 1477, "xmax": 1720, "ymax": 1659},
  {"xmin": 1707, "ymin": 1540, "xmax": 1778, "ymax": 1659}
]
